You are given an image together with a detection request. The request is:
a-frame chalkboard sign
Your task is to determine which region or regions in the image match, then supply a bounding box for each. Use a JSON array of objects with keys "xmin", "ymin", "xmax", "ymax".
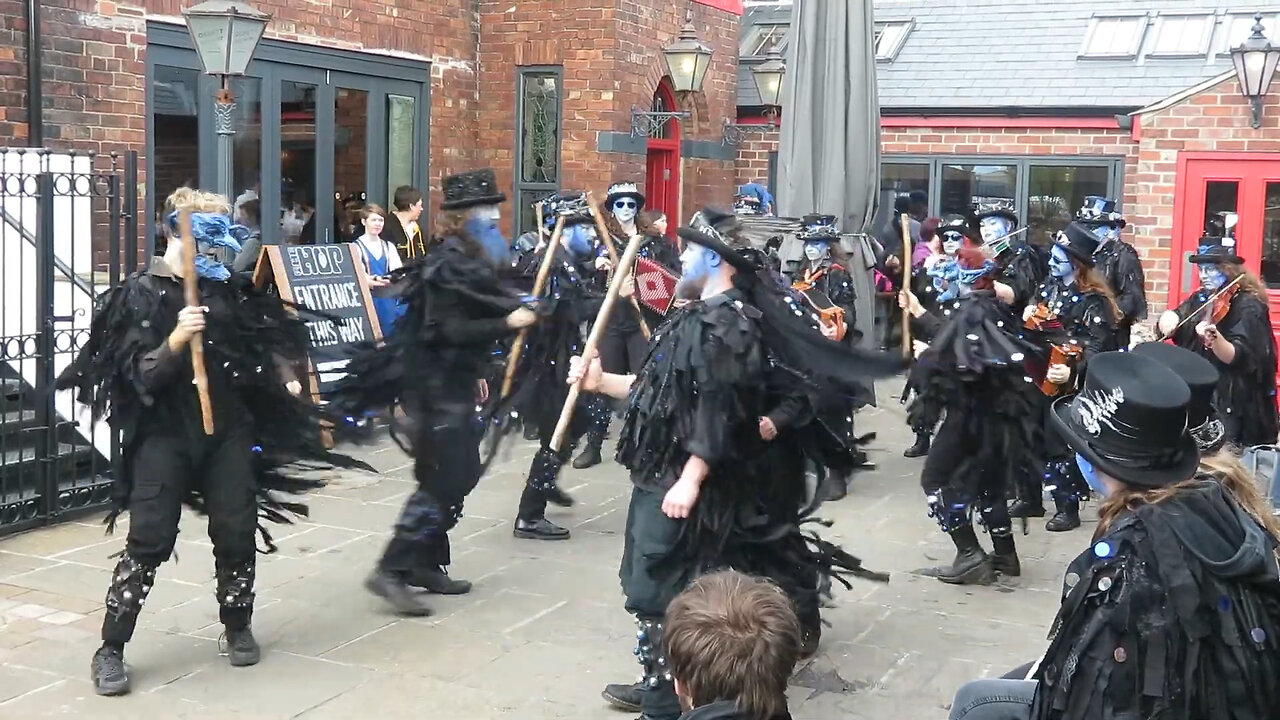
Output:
[{"xmin": 252, "ymin": 243, "xmax": 383, "ymax": 415}]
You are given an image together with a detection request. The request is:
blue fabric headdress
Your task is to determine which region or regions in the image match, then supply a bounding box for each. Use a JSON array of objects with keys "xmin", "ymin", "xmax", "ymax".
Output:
[
  {"xmin": 166, "ymin": 211, "xmax": 248, "ymax": 281},
  {"xmin": 928, "ymin": 257, "xmax": 996, "ymax": 302}
]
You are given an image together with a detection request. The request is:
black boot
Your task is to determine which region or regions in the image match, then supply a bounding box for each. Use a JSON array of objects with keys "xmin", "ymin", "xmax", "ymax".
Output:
[
  {"xmin": 522, "ymin": 422, "xmax": 539, "ymax": 441},
  {"xmin": 365, "ymin": 569, "xmax": 434, "ymax": 616},
  {"xmin": 407, "ymin": 566, "xmax": 472, "ymax": 595},
  {"xmin": 601, "ymin": 682, "xmax": 644, "ymax": 712},
  {"xmin": 636, "ymin": 618, "xmax": 682, "ymax": 720},
  {"xmin": 572, "ymin": 430, "xmax": 605, "ymax": 469},
  {"xmin": 903, "ymin": 431, "xmax": 931, "ymax": 458},
  {"xmin": 223, "ymin": 626, "xmax": 261, "ymax": 667},
  {"xmin": 1008, "ymin": 497, "xmax": 1045, "ymax": 518},
  {"xmin": 513, "ymin": 517, "xmax": 570, "ymax": 541},
  {"xmin": 933, "ymin": 525, "xmax": 995, "ymax": 585},
  {"xmin": 990, "ymin": 531, "xmax": 1021, "ymax": 577},
  {"xmin": 527, "ymin": 447, "xmax": 575, "ymax": 507},
  {"xmin": 1046, "ymin": 496, "xmax": 1081, "ymax": 532},
  {"xmin": 91, "ymin": 644, "xmax": 130, "ymax": 696}
]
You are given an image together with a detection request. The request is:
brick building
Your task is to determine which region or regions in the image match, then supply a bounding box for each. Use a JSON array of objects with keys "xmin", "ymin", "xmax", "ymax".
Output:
[
  {"xmin": 735, "ymin": 0, "xmax": 1280, "ymax": 322},
  {"xmin": 1, "ymin": 0, "xmax": 745, "ymax": 257}
]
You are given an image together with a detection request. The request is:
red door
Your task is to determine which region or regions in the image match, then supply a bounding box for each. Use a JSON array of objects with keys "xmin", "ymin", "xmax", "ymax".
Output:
[
  {"xmin": 645, "ymin": 80, "xmax": 681, "ymax": 224},
  {"xmin": 1173, "ymin": 153, "xmax": 1280, "ymax": 391}
]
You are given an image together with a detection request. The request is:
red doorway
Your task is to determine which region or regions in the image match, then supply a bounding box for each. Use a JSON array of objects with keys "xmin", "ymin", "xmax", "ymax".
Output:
[
  {"xmin": 1172, "ymin": 153, "xmax": 1280, "ymax": 390},
  {"xmin": 645, "ymin": 80, "xmax": 681, "ymax": 224}
]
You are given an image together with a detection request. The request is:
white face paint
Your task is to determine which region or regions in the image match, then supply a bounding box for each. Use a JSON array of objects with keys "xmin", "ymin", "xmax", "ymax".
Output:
[
  {"xmin": 803, "ymin": 244, "xmax": 827, "ymax": 261},
  {"xmin": 942, "ymin": 239, "xmax": 961, "ymax": 255},
  {"xmin": 979, "ymin": 217, "xmax": 1011, "ymax": 244},
  {"xmin": 612, "ymin": 198, "xmax": 638, "ymax": 225}
]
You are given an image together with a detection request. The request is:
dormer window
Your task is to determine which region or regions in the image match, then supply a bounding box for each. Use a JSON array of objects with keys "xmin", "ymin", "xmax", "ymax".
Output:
[{"xmin": 1079, "ymin": 15, "xmax": 1149, "ymax": 59}]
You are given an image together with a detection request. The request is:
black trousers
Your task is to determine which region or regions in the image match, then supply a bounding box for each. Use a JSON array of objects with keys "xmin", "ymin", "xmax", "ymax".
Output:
[
  {"xmin": 103, "ymin": 429, "xmax": 258, "ymax": 645},
  {"xmin": 921, "ymin": 413, "xmax": 1012, "ymax": 534},
  {"xmin": 515, "ymin": 396, "xmax": 594, "ymax": 521},
  {"xmin": 381, "ymin": 416, "xmax": 482, "ymax": 575},
  {"xmin": 580, "ymin": 328, "xmax": 650, "ymax": 447}
]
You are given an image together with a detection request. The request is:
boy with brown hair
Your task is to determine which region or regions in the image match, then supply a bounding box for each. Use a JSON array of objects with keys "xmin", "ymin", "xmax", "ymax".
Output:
[{"xmin": 664, "ymin": 570, "xmax": 801, "ymax": 720}]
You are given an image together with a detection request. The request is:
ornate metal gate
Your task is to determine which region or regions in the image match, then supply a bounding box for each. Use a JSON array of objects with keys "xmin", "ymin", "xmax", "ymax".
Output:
[{"xmin": 0, "ymin": 148, "xmax": 138, "ymax": 536}]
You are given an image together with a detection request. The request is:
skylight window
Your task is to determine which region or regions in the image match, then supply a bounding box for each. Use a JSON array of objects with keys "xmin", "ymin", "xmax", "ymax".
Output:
[
  {"xmin": 875, "ymin": 20, "xmax": 914, "ymax": 62},
  {"xmin": 1149, "ymin": 14, "xmax": 1214, "ymax": 57},
  {"xmin": 1079, "ymin": 15, "xmax": 1149, "ymax": 59},
  {"xmin": 740, "ymin": 23, "xmax": 787, "ymax": 57},
  {"xmin": 1219, "ymin": 14, "xmax": 1280, "ymax": 56}
]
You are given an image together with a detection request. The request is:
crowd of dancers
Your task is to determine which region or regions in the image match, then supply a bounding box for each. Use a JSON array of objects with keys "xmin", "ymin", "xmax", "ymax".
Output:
[{"xmin": 56, "ymin": 173, "xmax": 1280, "ymax": 720}]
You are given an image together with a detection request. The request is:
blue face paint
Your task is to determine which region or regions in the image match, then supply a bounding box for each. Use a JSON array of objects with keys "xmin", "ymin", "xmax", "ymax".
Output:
[
  {"xmin": 1076, "ymin": 453, "xmax": 1108, "ymax": 497},
  {"xmin": 1198, "ymin": 264, "xmax": 1229, "ymax": 292},
  {"xmin": 681, "ymin": 243, "xmax": 720, "ymax": 282},
  {"xmin": 563, "ymin": 223, "xmax": 595, "ymax": 258},
  {"xmin": 464, "ymin": 212, "xmax": 510, "ymax": 266},
  {"xmin": 1049, "ymin": 244, "xmax": 1074, "ymax": 279}
]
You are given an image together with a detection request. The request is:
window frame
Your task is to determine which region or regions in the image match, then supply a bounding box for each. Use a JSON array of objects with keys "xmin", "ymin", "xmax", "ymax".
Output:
[
  {"xmin": 1216, "ymin": 13, "xmax": 1280, "ymax": 57},
  {"xmin": 874, "ymin": 19, "xmax": 915, "ymax": 63},
  {"xmin": 740, "ymin": 22, "xmax": 788, "ymax": 59},
  {"xmin": 880, "ymin": 155, "xmax": 1125, "ymax": 229},
  {"xmin": 1148, "ymin": 12, "xmax": 1215, "ymax": 59},
  {"xmin": 1078, "ymin": 13, "xmax": 1150, "ymax": 60},
  {"xmin": 513, "ymin": 65, "xmax": 564, "ymax": 239}
]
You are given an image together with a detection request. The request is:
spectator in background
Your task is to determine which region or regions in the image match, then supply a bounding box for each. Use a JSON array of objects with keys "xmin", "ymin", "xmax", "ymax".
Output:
[
  {"xmin": 353, "ymin": 204, "xmax": 405, "ymax": 336},
  {"xmin": 912, "ymin": 217, "xmax": 941, "ymax": 268},
  {"xmin": 664, "ymin": 570, "xmax": 800, "ymax": 720},
  {"xmin": 384, "ymin": 185, "xmax": 427, "ymax": 260},
  {"xmin": 908, "ymin": 190, "xmax": 929, "ymax": 221},
  {"xmin": 231, "ymin": 199, "xmax": 263, "ymax": 273}
]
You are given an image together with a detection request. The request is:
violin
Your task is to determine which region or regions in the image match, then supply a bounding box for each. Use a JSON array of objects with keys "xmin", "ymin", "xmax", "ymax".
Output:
[{"xmin": 1162, "ymin": 274, "xmax": 1244, "ymax": 341}]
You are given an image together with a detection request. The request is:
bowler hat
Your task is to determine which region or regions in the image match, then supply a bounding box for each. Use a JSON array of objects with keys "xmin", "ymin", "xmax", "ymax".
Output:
[
  {"xmin": 675, "ymin": 207, "xmax": 756, "ymax": 272},
  {"xmin": 441, "ymin": 169, "xmax": 506, "ymax": 210},
  {"xmin": 604, "ymin": 182, "xmax": 645, "ymax": 210}
]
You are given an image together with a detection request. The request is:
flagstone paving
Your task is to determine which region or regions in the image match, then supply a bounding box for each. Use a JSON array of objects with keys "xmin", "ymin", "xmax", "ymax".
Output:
[{"xmin": 0, "ymin": 384, "xmax": 1086, "ymax": 719}]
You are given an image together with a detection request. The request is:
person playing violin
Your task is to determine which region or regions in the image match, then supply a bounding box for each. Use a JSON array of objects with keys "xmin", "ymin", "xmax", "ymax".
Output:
[
  {"xmin": 1156, "ymin": 218, "xmax": 1278, "ymax": 448},
  {"xmin": 1013, "ymin": 222, "xmax": 1122, "ymax": 533}
]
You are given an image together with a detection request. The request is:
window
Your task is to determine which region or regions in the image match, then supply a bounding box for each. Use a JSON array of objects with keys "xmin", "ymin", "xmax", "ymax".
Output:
[
  {"xmin": 150, "ymin": 64, "xmax": 200, "ymax": 252},
  {"xmin": 515, "ymin": 67, "xmax": 562, "ymax": 238},
  {"xmin": 940, "ymin": 164, "xmax": 1018, "ymax": 218},
  {"xmin": 1027, "ymin": 165, "xmax": 1112, "ymax": 249},
  {"xmin": 1149, "ymin": 14, "xmax": 1213, "ymax": 57},
  {"xmin": 1218, "ymin": 14, "xmax": 1280, "ymax": 56},
  {"xmin": 740, "ymin": 23, "xmax": 788, "ymax": 57},
  {"xmin": 1079, "ymin": 15, "xmax": 1148, "ymax": 59},
  {"xmin": 875, "ymin": 21, "xmax": 914, "ymax": 62},
  {"xmin": 386, "ymin": 95, "xmax": 416, "ymax": 197},
  {"xmin": 881, "ymin": 162, "xmax": 929, "ymax": 197}
]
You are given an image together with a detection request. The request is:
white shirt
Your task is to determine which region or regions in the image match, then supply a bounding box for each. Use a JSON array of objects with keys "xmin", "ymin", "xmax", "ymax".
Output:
[{"xmin": 355, "ymin": 234, "xmax": 403, "ymax": 273}]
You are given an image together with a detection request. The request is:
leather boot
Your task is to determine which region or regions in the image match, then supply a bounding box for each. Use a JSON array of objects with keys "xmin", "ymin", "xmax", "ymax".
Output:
[
  {"xmin": 91, "ymin": 644, "xmax": 130, "ymax": 696},
  {"xmin": 1046, "ymin": 496, "xmax": 1081, "ymax": 532},
  {"xmin": 990, "ymin": 531, "xmax": 1021, "ymax": 577},
  {"xmin": 934, "ymin": 525, "xmax": 995, "ymax": 585},
  {"xmin": 571, "ymin": 432, "xmax": 604, "ymax": 469},
  {"xmin": 903, "ymin": 432, "xmax": 931, "ymax": 458},
  {"xmin": 527, "ymin": 447, "xmax": 575, "ymax": 507},
  {"xmin": 601, "ymin": 682, "xmax": 644, "ymax": 712},
  {"xmin": 1008, "ymin": 497, "xmax": 1046, "ymax": 518}
]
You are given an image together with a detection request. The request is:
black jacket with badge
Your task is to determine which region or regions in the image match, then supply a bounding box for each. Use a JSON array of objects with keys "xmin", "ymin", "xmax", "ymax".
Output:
[
  {"xmin": 999, "ymin": 241, "xmax": 1046, "ymax": 309},
  {"xmin": 1032, "ymin": 480, "xmax": 1280, "ymax": 720},
  {"xmin": 1171, "ymin": 289, "xmax": 1279, "ymax": 447},
  {"xmin": 1093, "ymin": 239, "xmax": 1146, "ymax": 327}
]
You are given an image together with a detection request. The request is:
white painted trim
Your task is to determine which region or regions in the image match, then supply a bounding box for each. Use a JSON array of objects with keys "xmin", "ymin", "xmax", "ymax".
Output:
[{"xmin": 1131, "ymin": 70, "xmax": 1235, "ymax": 116}]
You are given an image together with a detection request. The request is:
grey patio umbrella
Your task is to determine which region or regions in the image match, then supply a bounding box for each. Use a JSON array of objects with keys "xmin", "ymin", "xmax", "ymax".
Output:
[{"xmin": 775, "ymin": 0, "xmax": 880, "ymax": 349}]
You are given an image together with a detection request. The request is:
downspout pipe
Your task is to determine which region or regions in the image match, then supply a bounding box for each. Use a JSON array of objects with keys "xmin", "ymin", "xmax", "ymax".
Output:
[{"xmin": 26, "ymin": 0, "xmax": 43, "ymax": 146}]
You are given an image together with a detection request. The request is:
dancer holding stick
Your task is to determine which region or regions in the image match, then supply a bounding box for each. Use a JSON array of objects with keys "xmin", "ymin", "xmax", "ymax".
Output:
[
  {"xmin": 500, "ymin": 214, "xmax": 565, "ymax": 399},
  {"xmin": 57, "ymin": 187, "xmax": 364, "ymax": 696}
]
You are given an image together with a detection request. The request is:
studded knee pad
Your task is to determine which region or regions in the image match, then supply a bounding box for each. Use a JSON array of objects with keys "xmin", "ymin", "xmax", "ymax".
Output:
[
  {"xmin": 925, "ymin": 488, "xmax": 972, "ymax": 533},
  {"xmin": 105, "ymin": 554, "xmax": 157, "ymax": 621}
]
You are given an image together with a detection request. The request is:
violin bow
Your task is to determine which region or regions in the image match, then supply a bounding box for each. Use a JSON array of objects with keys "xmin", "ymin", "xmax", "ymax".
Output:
[{"xmin": 1163, "ymin": 273, "xmax": 1244, "ymax": 339}]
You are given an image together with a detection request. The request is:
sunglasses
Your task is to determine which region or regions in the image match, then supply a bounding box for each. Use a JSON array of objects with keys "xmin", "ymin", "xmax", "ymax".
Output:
[{"xmin": 613, "ymin": 200, "xmax": 637, "ymax": 210}]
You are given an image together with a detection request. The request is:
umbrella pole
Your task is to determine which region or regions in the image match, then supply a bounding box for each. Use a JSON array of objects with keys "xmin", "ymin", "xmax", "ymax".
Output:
[{"xmin": 899, "ymin": 214, "xmax": 913, "ymax": 360}]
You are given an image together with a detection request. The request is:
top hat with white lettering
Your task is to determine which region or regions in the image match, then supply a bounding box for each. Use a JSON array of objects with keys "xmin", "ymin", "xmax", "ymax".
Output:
[
  {"xmin": 1130, "ymin": 342, "xmax": 1225, "ymax": 453},
  {"xmin": 1076, "ymin": 195, "xmax": 1126, "ymax": 229},
  {"xmin": 798, "ymin": 214, "xmax": 840, "ymax": 242},
  {"xmin": 441, "ymin": 169, "xmax": 506, "ymax": 211},
  {"xmin": 1050, "ymin": 351, "xmax": 1200, "ymax": 488},
  {"xmin": 971, "ymin": 201, "xmax": 1019, "ymax": 229}
]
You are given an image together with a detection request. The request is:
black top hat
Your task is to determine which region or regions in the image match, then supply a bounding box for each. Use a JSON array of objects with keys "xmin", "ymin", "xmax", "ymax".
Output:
[
  {"xmin": 971, "ymin": 202, "xmax": 1020, "ymax": 230},
  {"xmin": 1076, "ymin": 195, "xmax": 1126, "ymax": 229},
  {"xmin": 538, "ymin": 191, "xmax": 593, "ymax": 228},
  {"xmin": 441, "ymin": 169, "xmax": 506, "ymax": 211},
  {"xmin": 1130, "ymin": 342, "xmax": 1225, "ymax": 453},
  {"xmin": 798, "ymin": 214, "xmax": 840, "ymax": 241},
  {"xmin": 1189, "ymin": 233, "xmax": 1245, "ymax": 265},
  {"xmin": 675, "ymin": 207, "xmax": 756, "ymax": 272},
  {"xmin": 1051, "ymin": 352, "xmax": 1200, "ymax": 488},
  {"xmin": 1053, "ymin": 222, "xmax": 1101, "ymax": 267},
  {"xmin": 604, "ymin": 182, "xmax": 645, "ymax": 210}
]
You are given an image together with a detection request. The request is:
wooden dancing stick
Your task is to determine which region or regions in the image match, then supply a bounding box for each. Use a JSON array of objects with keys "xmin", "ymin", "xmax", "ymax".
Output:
[
  {"xmin": 587, "ymin": 192, "xmax": 651, "ymax": 340},
  {"xmin": 501, "ymin": 215, "xmax": 567, "ymax": 400},
  {"xmin": 178, "ymin": 210, "xmax": 215, "ymax": 435},
  {"xmin": 551, "ymin": 232, "xmax": 646, "ymax": 453},
  {"xmin": 899, "ymin": 213, "xmax": 913, "ymax": 360}
]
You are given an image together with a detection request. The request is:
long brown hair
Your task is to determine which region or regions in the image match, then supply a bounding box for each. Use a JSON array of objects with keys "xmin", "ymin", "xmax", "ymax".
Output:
[
  {"xmin": 1072, "ymin": 256, "xmax": 1123, "ymax": 323},
  {"xmin": 603, "ymin": 203, "xmax": 654, "ymax": 243},
  {"xmin": 1095, "ymin": 452, "xmax": 1280, "ymax": 561},
  {"xmin": 1222, "ymin": 262, "xmax": 1268, "ymax": 301}
]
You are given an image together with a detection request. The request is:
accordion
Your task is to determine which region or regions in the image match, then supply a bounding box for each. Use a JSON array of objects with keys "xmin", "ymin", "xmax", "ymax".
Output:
[{"xmin": 635, "ymin": 256, "xmax": 680, "ymax": 315}]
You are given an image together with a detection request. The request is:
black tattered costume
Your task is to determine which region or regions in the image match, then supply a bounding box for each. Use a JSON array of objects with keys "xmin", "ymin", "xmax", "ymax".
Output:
[{"xmin": 608, "ymin": 209, "xmax": 894, "ymax": 720}]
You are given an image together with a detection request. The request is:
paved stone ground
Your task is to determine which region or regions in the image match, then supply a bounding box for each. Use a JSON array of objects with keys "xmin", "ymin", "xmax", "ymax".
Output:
[{"xmin": 0, "ymin": 385, "xmax": 1088, "ymax": 719}]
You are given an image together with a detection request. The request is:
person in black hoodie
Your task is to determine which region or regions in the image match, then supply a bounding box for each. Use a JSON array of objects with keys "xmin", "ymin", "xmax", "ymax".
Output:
[
  {"xmin": 945, "ymin": 351, "xmax": 1280, "ymax": 720},
  {"xmin": 664, "ymin": 570, "xmax": 800, "ymax": 720}
]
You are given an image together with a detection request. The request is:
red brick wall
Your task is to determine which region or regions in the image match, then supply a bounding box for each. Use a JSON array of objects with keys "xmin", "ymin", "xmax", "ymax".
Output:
[
  {"xmin": 1131, "ymin": 75, "xmax": 1280, "ymax": 311},
  {"xmin": 477, "ymin": 0, "xmax": 739, "ymax": 234}
]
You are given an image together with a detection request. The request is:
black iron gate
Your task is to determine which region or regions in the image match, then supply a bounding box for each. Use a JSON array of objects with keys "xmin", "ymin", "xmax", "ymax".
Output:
[{"xmin": 0, "ymin": 148, "xmax": 138, "ymax": 537}]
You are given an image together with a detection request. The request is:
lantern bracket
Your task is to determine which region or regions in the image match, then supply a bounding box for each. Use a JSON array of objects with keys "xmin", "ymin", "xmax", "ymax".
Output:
[
  {"xmin": 631, "ymin": 108, "xmax": 690, "ymax": 139},
  {"xmin": 722, "ymin": 107, "xmax": 780, "ymax": 146}
]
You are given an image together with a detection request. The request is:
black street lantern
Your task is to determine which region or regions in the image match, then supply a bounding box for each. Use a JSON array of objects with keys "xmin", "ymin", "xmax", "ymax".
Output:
[
  {"xmin": 663, "ymin": 11, "xmax": 713, "ymax": 94},
  {"xmin": 752, "ymin": 48, "xmax": 786, "ymax": 109},
  {"xmin": 182, "ymin": 0, "xmax": 270, "ymax": 200},
  {"xmin": 1230, "ymin": 12, "xmax": 1280, "ymax": 129}
]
